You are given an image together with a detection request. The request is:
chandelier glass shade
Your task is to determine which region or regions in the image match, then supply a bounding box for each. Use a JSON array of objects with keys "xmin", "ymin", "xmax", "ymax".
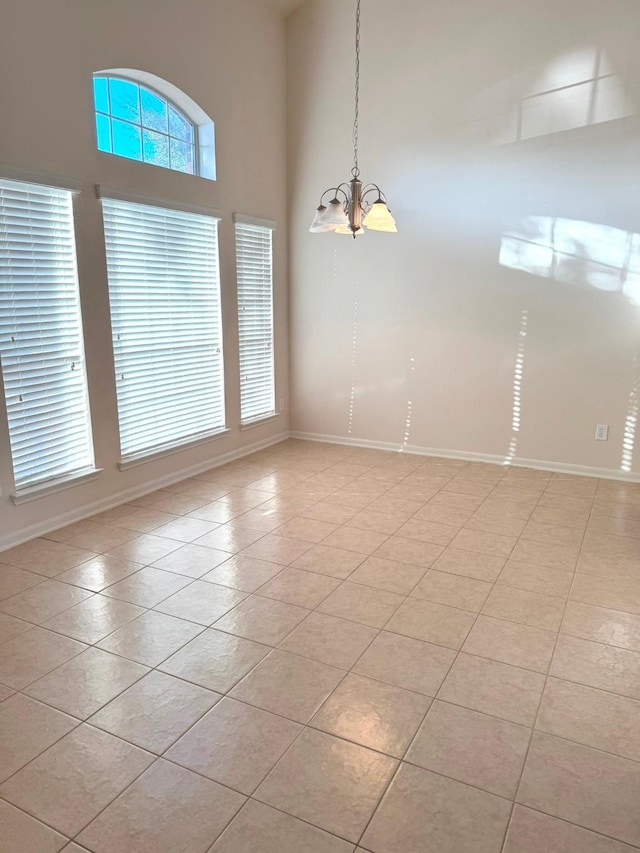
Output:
[{"xmin": 309, "ymin": 0, "xmax": 397, "ymax": 239}]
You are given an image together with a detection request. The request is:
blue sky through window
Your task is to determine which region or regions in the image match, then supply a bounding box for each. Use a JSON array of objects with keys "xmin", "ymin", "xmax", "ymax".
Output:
[{"xmin": 93, "ymin": 76, "xmax": 196, "ymax": 175}]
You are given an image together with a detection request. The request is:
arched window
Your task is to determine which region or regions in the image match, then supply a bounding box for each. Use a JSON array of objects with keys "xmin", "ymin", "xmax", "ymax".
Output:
[{"xmin": 93, "ymin": 70, "xmax": 215, "ymax": 180}]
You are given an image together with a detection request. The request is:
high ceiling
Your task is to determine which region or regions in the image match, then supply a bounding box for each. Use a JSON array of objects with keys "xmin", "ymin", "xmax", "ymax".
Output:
[{"xmin": 261, "ymin": 0, "xmax": 305, "ymax": 15}]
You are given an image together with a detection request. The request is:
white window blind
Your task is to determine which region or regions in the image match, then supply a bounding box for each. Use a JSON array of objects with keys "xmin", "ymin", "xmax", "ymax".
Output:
[
  {"xmin": 235, "ymin": 221, "xmax": 275, "ymax": 423},
  {"xmin": 0, "ymin": 178, "xmax": 94, "ymax": 490},
  {"xmin": 101, "ymin": 197, "xmax": 225, "ymax": 459}
]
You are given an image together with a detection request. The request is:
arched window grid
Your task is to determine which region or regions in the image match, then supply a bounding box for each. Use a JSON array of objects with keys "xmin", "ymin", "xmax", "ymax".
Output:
[{"xmin": 94, "ymin": 75, "xmax": 199, "ymax": 176}]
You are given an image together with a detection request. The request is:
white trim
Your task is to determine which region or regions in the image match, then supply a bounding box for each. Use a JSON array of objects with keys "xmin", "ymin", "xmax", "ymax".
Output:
[
  {"xmin": 96, "ymin": 69, "xmax": 213, "ymax": 129},
  {"xmin": 233, "ymin": 213, "xmax": 277, "ymax": 230},
  {"xmin": 240, "ymin": 413, "xmax": 281, "ymax": 431},
  {"xmin": 0, "ymin": 355, "xmax": 13, "ymax": 499},
  {"xmin": 0, "ymin": 165, "xmax": 81, "ymax": 194},
  {"xmin": 118, "ymin": 428, "xmax": 231, "ymax": 471},
  {"xmin": 7, "ymin": 426, "xmax": 638, "ymax": 552},
  {"xmin": 11, "ymin": 468, "xmax": 104, "ymax": 506},
  {"xmin": 96, "ymin": 185, "xmax": 222, "ymax": 220},
  {"xmin": 289, "ymin": 431, "xmax": 640, "ymax": 483},
  {"xmin": 0, "ymin": 432, "xmax": 289, "ymax": 552},
  {"xmin": 94, "ymin": 69, "xmax": 217, "ymax": 181}
]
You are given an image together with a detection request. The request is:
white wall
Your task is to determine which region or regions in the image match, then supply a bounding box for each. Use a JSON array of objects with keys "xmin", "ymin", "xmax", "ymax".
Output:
[
  {"xmin": 0, "ymin": 0, "xmax": 289, "ymax": 548},
  {"xmin": 287, "ymin": 0, "xmax": 640, "ymax": 478}
]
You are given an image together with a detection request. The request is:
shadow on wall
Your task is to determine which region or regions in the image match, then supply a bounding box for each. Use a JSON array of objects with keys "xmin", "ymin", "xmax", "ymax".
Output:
[{"xmin": 466, "ymin": 46, "xmax": 636, "ymax": 145}]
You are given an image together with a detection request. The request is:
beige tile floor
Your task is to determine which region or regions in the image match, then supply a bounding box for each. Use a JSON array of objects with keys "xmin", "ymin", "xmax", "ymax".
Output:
[{"xmin": 1, "ymin": 439, "xmax": 640, "ymax": 851}]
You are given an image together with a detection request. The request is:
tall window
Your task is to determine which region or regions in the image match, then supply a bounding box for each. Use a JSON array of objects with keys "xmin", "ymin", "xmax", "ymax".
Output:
[
  {"xmin": 235, "ymin": 219, "xmax": 275, "ymax": 424},
  {"xmin": 100, "ymin": 195, "xmax": 225, "ymax": 460},
  {"xmin": 0, "ymin": 178, "xmax": 94, "ymax": 490},
  {"xmin": 94, "ymin": 76, "xmax": 197, "ymax": 175}
]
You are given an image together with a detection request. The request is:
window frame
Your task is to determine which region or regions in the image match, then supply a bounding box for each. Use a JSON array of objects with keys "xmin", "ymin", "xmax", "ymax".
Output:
[
  {"xmin": 92, "ymin": 69, "xmax": 216, "ymax": 181},
  {"xmin": 93, "ymin": 74, "xmax": 199, "ymax": 176},
  {"xmin": 234, "ymin": 213, "xmax": 278, "ymax": 428},
  {"xmin": 0, "ymin": 172, "xmax": 99, "ymax": 500},
  {"xmin": 97, "ymin": 187, "xmax": 228, "ymax": 467}
]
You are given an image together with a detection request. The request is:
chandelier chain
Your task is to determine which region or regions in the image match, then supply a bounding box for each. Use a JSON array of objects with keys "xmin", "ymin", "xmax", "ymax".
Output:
[
  {"xmin": 310, "ymin": 0, "xmax": 397, "ymax": 236},
  {"xmin": 352, "ymin": 0, "xmax": 361, "ymax": 179}
]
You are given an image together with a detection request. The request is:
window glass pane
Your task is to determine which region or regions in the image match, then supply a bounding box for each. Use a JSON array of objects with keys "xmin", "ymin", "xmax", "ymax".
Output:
[
  {"xmin": 101, "ymin": 199, "xmax": 224, "ymax": 459},
  {"xmin": 236, "ymin": 223, "xmax": 275, "ymax": 423},
  {"xmin": 93, "ymin": 76, "xmax": 109, "ymax": 114},
  {"xmin": 109, "ymin": 78, "xmax": 140, "ymax": 123},
  {"xmin": 91, "ymin": 74, "xmax": 209, "ymax": 178},
  {"xmin": 142, "ymin": 128, "xmax": 170, "ymax": 168},
  {"xmin": 169, "ymin": 106, "xmax": 193, "ymax": 141},
  {"xmin": 112, "ymin": 119, "xmax": 142, "ymax": 161},
  {"xmin": 140, "ymin": 87, "xmax": 168, "ymax": 133},
  {"xmin": 0, "ymin": 179, "xmax": 94, "ymax": 489},
  {"xmin": 170, "ymin": 139, "xmax": 195, "ymax": 174},
  {"xmin": 95, "ymin": 113, "xmax": 112, "ymax": 152}
]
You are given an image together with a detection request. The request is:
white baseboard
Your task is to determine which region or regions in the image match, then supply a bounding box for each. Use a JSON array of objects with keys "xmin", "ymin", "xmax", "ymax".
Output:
[
  {"xmin": 0, "ymin": 431, "xmax": 289, "ymax": 552},
  {"xmin": 5, "ymin": 427, "xmax": 639, "ymax": 551},
  {"xmin": 290, "ymin": 430, "xmax": 640, "ymax": 483}
]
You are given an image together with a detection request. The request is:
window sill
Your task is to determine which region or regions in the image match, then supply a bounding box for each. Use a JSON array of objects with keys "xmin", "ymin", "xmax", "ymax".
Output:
[
  {"xmin": 239, "ymin": 413, "xmax": 281, "ymax": 431},
  {"xmin": 11, "ymin": 467, "xmax": 104, "ymax": 506},
  {"xmin": 118, "ymin": 428, "xmax": 231, "ymax": 471}
]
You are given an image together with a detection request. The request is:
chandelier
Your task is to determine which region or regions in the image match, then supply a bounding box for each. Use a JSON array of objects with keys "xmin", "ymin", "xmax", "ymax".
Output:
[{"xmin": 309, "ymin": 0, "xmax": 397, "ymax": 238}]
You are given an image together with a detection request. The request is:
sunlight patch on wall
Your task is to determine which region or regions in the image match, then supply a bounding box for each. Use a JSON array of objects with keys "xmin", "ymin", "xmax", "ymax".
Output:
[
  {"xmin": 401, "ymin": 357, "xmax": 416, "ymax": 451},
  {"xmin": 466, "ymin": 47, "xmax": 634, "ymax": 145},
  {"xmin": 401, "ymin": 401, "xmax": 413, "ymax": 452},
  {"xmin": 505, "ymin": 309, "xmax": 528, "ymax": 465},
  {"xmin": 347, "ymin": 282, "xmax": 359, "ymax": 436},
  {"xmin": 622, "ymin": 350, "xmax": 640, "ymax": 473},
  {"xmin": 500, "ymin": 216, "xmax": 640, "ymax": 304}
]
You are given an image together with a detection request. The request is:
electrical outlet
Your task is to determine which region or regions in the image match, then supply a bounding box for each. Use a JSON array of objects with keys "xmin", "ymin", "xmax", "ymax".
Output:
[{"xmin": 595, "ymin": 424, "xmax": 609, "ymax": 441}]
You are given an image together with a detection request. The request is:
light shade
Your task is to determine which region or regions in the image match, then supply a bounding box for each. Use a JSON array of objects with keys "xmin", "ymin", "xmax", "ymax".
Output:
[
  {"xmin": 324, "ymin": 199, "xmax": 350, "ymax": 226},
  {"xmin": 335, "ymin": 223, "xmax": 365, "ymax": 235},
  {"xmin": 309, "ymin": 206, "xmax": 337, "ymax": 233},
  {"xmin": 363, "ymin": 201, "xmax": 398, "ymax": 233}
]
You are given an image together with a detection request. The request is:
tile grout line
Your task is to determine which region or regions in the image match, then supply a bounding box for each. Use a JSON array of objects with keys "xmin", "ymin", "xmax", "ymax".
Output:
[
  {"xmin": 196, "ymin": 446, "xmax": 413, "ymax": 850},
  {"xmin": 0, "ymin": 451, "xmax": 343, "ymax": 847},
  {"xmin": 497, "ymin": 474, "xmax": 598, "ymax": 853},
  {"xmin": 382, "ymin": 467, "xmax": 532, "ymax": 848},
  {"xmin": 213, "ymin": 454, "xmax": 494, "ymax": 848},
  {"xmin": 352, "ymin": 464, "xmax": 523, "ymax": 847},
  {"xmin": 2, "ymin": 444, "xmax": 640, "ymax": 850},
  {"xmin": 3, "ymin": 706, "xmax": 640, "ymax": 853}
]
